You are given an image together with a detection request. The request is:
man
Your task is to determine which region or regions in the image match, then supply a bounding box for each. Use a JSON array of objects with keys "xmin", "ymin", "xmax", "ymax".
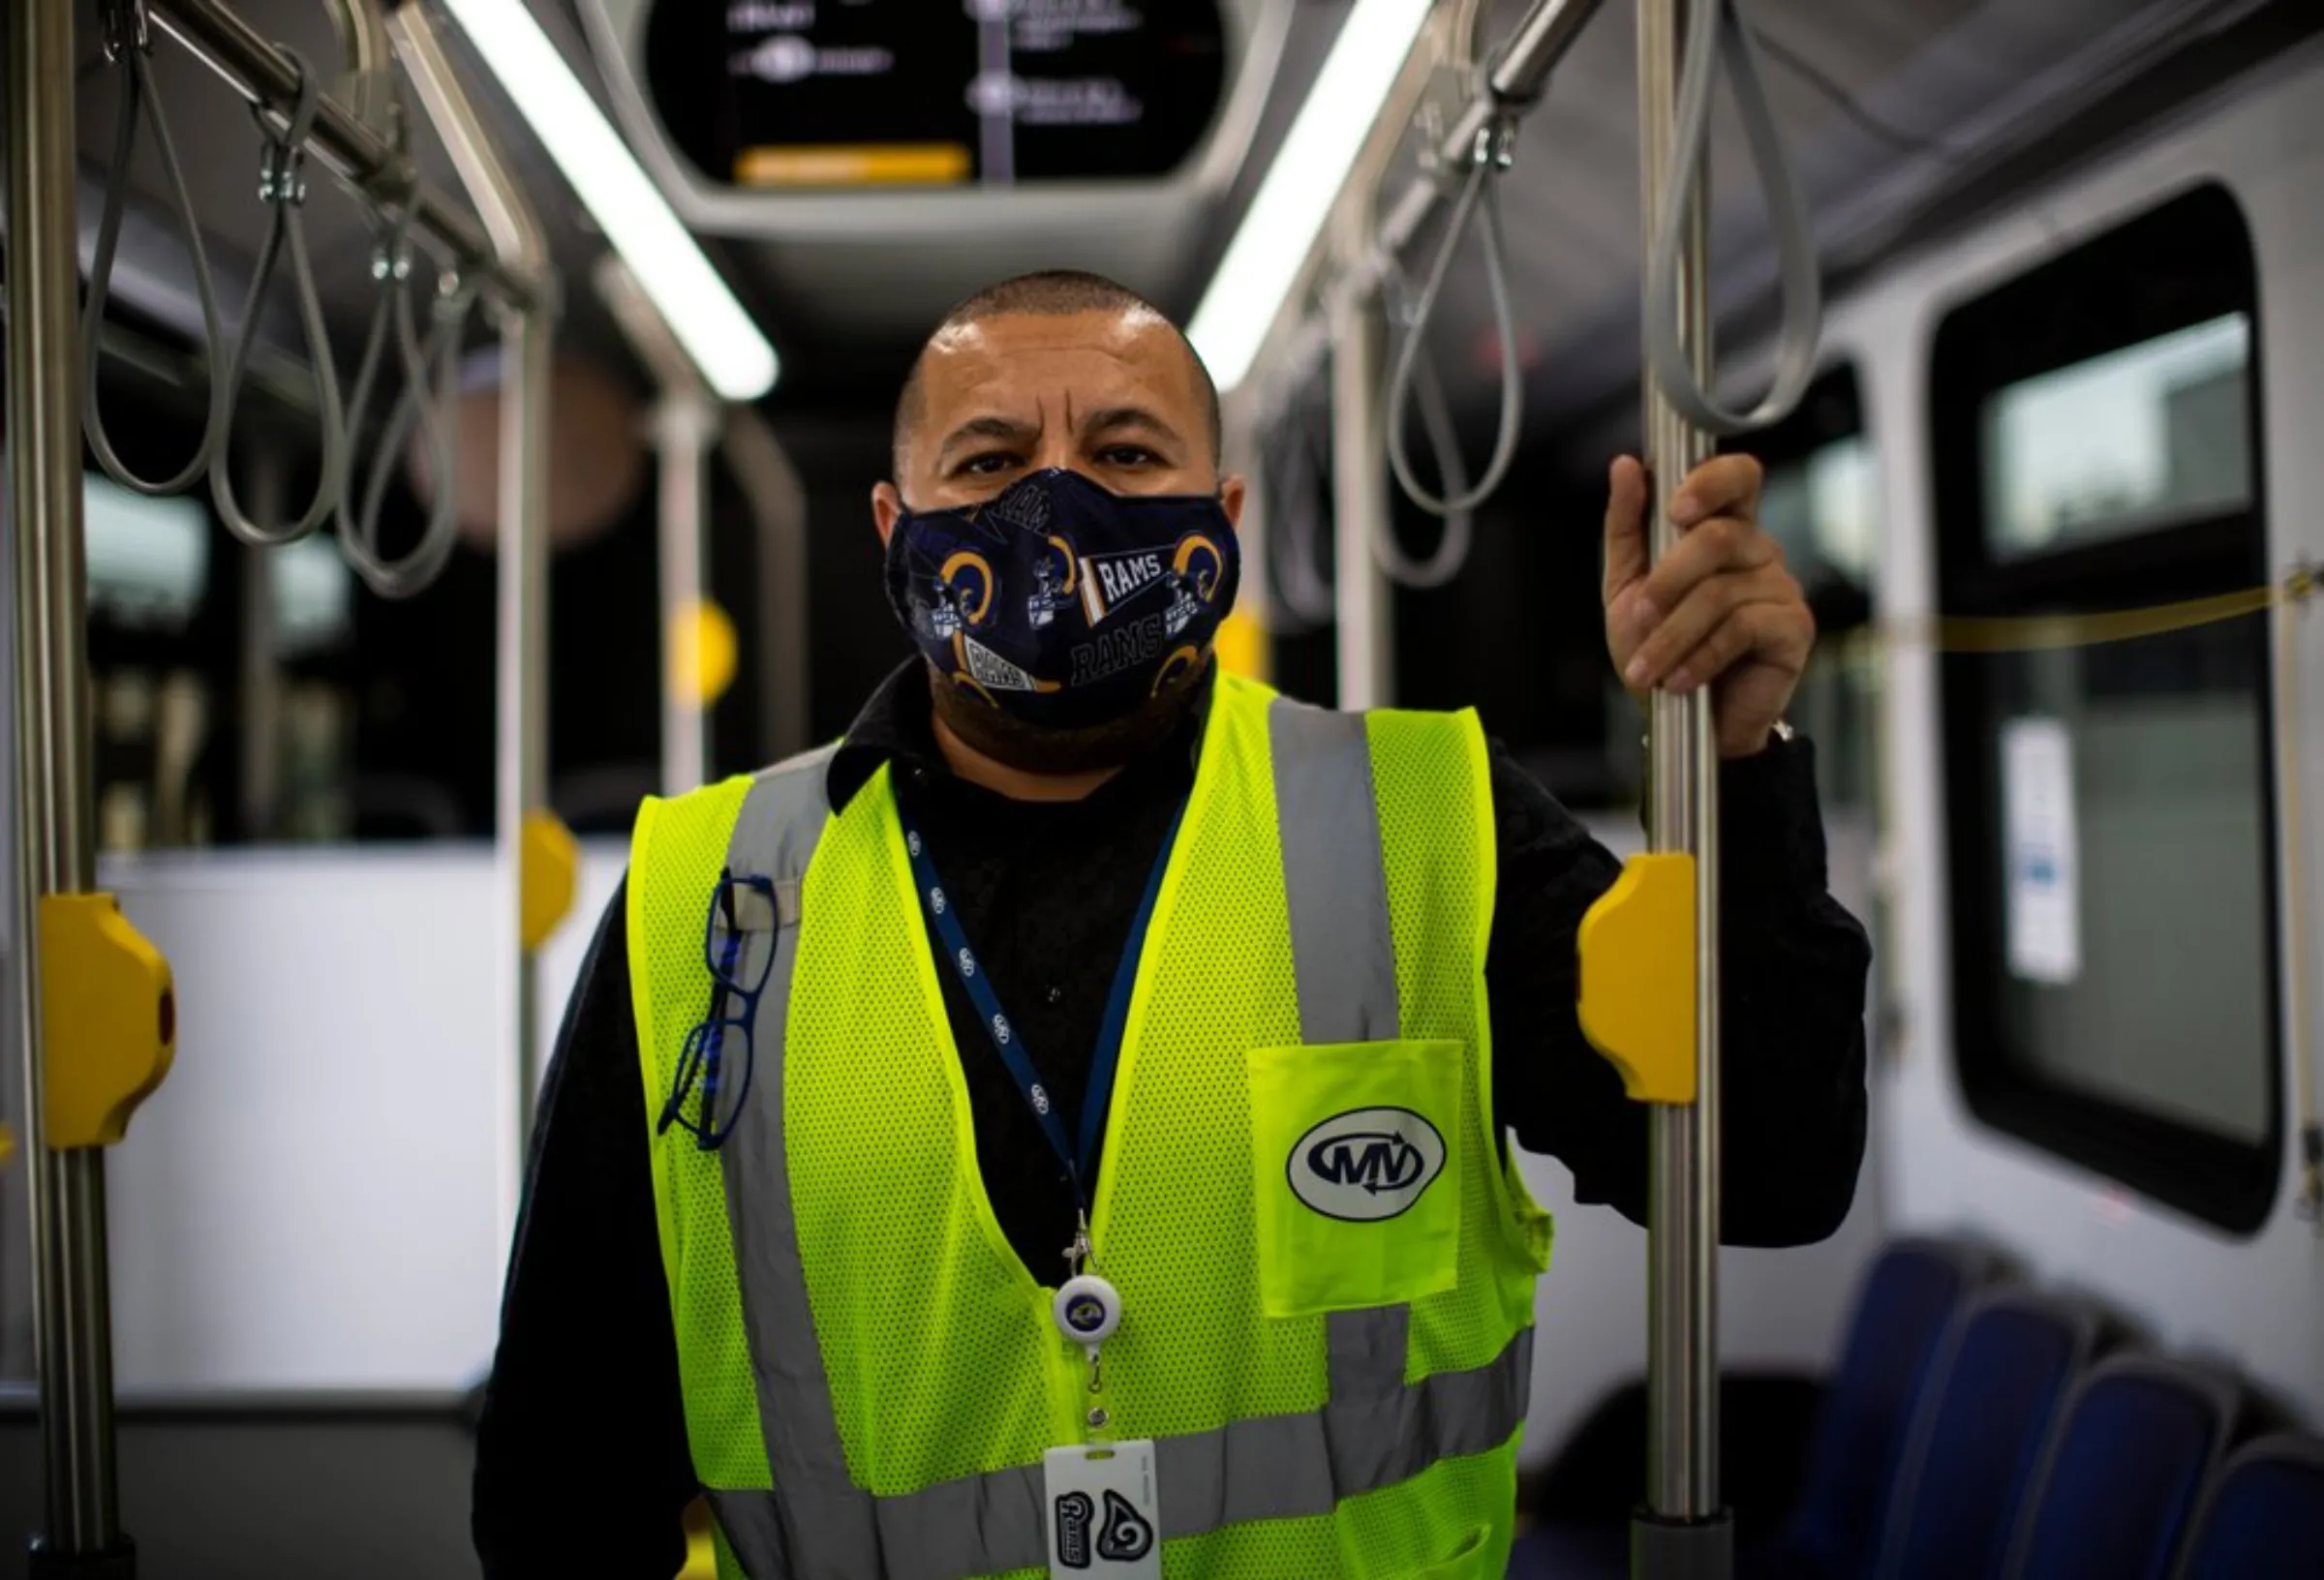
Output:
[{"xmin": 473, "ymin": 271, "xmax": 1870, "ymax": 1577}]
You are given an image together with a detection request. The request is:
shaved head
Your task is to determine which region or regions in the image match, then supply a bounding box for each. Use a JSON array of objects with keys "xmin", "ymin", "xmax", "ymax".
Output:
[{"xmin": 892, "ymin": 270, "xmax": 1222, "ymax": 483}]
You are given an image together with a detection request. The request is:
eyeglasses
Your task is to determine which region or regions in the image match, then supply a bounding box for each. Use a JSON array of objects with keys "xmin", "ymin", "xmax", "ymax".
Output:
[{"xmin": 658, "ymin": 868, "xmax": 777, "ymax": 1150}]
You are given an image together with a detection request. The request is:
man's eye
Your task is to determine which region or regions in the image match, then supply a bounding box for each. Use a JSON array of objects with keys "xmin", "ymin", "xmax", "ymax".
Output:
[
  {"xmin": 1099, "ymin": 446, "xmax": 1159, "ymax": 468},
  {"xmin": 957, "ymin": 452, "xmax": 1019, "ymax": 477}
]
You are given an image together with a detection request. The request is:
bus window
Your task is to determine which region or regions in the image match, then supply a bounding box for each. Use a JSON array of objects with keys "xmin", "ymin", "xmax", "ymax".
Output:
[{"xmin": 1929, "ymin": 182, "xmax": 2278, "ymax": 1233}]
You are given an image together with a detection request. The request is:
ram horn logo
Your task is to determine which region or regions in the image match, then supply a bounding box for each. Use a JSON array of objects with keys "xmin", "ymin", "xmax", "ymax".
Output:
[
  {"xmin": 1288, "ymin": 1107, "xmax": 1449, "ymax": 1222},
  {"xmin": 1096, "ymin": 1490, "xmax": 1154, "ymax": 1561}
]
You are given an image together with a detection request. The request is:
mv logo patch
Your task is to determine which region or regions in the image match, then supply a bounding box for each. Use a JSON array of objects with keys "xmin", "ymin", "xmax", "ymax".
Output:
[
  {"xmin": 1054, "ymin": 1490, "xmax": 1155, "ymax": 1568},
  {"xmin": 1077, "ymin": 548, "xmax": 1169, "ymax": 624},
  {"xmin": 1288, "ymin": 1108, "xmax": 1448, "ymax": 1222}
]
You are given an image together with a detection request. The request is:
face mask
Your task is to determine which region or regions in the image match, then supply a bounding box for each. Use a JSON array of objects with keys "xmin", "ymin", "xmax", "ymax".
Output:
[{"xmin": 884, "ymin": 468, "xmax": 1240, "ymax": 733}]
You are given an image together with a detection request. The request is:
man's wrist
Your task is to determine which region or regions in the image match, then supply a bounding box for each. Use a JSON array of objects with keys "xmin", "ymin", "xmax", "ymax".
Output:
[{"xmin": 1728, "ymin": 716, "xmax": 1796, "ymax": 760}]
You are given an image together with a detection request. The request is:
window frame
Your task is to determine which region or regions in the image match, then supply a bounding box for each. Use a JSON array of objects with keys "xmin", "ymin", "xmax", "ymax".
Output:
[{"xmin": 1927, "ymin": 180, "xmax": 2283, "ymax": 1233}]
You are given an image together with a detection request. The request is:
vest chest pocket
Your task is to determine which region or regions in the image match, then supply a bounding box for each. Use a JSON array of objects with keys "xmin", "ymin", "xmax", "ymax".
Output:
[{"xmin": 1247, "ymin": 1038, "xmax": 1465, "ymax": 1319}]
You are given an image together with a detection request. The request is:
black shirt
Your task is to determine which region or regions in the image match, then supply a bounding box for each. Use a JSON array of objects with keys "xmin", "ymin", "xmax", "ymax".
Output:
[{"xmin": 472, "ymin": 663, "xmax": 1872, "ymax": 1576}]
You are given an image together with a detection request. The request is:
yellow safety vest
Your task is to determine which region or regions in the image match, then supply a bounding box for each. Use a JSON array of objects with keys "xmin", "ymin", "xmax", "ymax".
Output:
[{"xmin": 627, "ymin": 672, "xmax": 1553, "ymax": 1579}]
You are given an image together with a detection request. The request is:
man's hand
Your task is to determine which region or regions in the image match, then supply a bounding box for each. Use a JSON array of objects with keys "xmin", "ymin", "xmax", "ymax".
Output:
[{"xmin": 1602, "ymin": 453, "xmax": 1814, "ymax": 759}]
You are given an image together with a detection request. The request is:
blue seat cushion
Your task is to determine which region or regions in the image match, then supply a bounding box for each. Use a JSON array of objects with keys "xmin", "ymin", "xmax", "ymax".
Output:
[
  {"xmin": 1882, "ymin": 1295, "xmax": 2091, "ymax": 1580},
  {"xmin": 2011, "ymin": 1361, "xmax": 2232, "ymax": 1580},
  {"xmin": 1782, "ymin": 1241, "xmax": 1982, "ymax": 1575},
  {"xmin": 2177, "ymin": 1437, "xmax": 2324, "ymax": 1580}
]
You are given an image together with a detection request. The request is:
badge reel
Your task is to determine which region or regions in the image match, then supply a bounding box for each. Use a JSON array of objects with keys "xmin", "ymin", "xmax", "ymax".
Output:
[
  {"xmin": 1055, "ymin": 1272, "xmax": 1121, "ymax": 1398},
  {"xmin": 1046, "ymin": 1272, "xmax": 1160, "ymax": 1577}
]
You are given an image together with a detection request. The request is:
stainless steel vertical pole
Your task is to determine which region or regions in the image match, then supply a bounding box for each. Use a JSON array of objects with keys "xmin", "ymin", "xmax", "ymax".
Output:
[
  {"xmin": 653, "ymin": 392, "xmax": 719, "ymax": 795},
  {"xmin": 500, "ymin": 307, "xmax": 553, "ymax": 1153},
  {"xmin": 9, "ymin": 0, "xmax": 133, "ymax": 1567},
  {"xmin": 388, "ymin": 0, "xmax": 558, "ymax": 1161},
  {"xmin": 1637, "ymin": 0, "xmax": 1728, "ymax": 1571},
  {"xmin": 719, "ymin": 407, "xmax": 811, "ymax": 761},
  {"xmin": 1329, "ymin": 206, "xmax": 1394, "ymax": 712},
  {"xmin": 596, "ymin": 251, "xmax": 726, "ymax": 791}
]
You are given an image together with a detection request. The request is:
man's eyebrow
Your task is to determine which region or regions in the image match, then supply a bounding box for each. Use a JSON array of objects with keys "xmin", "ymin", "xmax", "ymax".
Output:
[
  {"xmin": 1082, "ymin": 407, "xmax": 1186, "ymax": 449},
  {"xmin": 935, "ymin": 413, "xmax": 1038, "ymax": 461}
]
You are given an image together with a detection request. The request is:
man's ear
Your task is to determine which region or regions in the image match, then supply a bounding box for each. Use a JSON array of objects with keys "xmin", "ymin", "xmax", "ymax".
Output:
[
  {"xmin": 872, "ymin": 481, "xmax": 905, "ymax": 548},
  {"xmin": 1219, "ymin": 473, "xmax": 1248, "ymax": 529}
]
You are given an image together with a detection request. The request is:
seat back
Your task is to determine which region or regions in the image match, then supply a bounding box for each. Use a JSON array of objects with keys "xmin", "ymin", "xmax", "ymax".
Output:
[
  {"xmin": 1785, "ymin": 1238, "xmax": 1994, "ymax": 1576},
  {"xmin": 1876, "ymin": 1290, "xmax": 2099, "ymax": 1580},
  {"xmin": 2003, "ymin": 1354, "xmax": 2237, "ymax": 1580},
  {"xmin": 2173, "ymin": 1432, "xmax": 2324, "ymax": 1580}
]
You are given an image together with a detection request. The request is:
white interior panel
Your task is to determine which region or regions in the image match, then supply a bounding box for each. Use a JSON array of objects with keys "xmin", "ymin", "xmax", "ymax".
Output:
[{"xmin": 97, "ymin": 842, "xmax": 627, "ymax": 1393}]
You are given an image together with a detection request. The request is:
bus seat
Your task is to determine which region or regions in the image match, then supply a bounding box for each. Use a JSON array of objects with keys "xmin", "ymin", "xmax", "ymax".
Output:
[
  {"xmin": 1749, "ymin": 1236, "xmax": 1999, "ymax": 1579},
  {"xmin": 1874, "ymin": 1289, "xmax": 2102, "ymax": 1580},
  {"xmin": 2002, "ymin": 1354, "xmax": 2238, "ymax": 1580},
  {"xmin": 2171, "ymin": 1432, "xmax": 2324, "ymax": 1580}
]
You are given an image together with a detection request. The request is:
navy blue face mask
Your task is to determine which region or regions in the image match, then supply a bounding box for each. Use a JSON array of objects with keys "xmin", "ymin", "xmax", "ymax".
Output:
[{"xmin": 884, "ymin": 468, "xmax": 1241, "ymax": 733}]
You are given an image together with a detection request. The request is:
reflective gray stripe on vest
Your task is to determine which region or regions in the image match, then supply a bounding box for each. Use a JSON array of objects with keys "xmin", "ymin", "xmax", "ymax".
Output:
[
  {"xmin": 1267, "ymin": 698, "xmax": 1416, "ymax": 1412},
  {"xmin": 716, "ymin": 746, "xmax": 885, "ymax": 1576},
  {"xmin": 706, "ymin": 1322, "xmax": 1528, "ymax": 1575},
  {"xmin": 1267, "ymin": 697, "xmax": 1399, "ymax": 1046},
  {"xmin": 702, "ymin": 721, "xmax": 1522, "ymax": 1579}
]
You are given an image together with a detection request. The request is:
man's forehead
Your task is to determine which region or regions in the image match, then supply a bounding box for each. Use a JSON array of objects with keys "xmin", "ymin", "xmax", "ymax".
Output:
[{"xmin": 916, "ymin": 309, "xmax": 1196, "ymax": 407}]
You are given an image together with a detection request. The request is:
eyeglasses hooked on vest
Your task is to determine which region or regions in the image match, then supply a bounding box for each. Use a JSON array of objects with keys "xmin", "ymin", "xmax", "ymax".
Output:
[{"xmin": 659, "ymin": 867, "xmax": 778, "ymax": 1149}]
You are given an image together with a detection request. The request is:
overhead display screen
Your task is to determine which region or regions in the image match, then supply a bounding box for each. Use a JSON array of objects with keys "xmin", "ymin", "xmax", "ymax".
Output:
[{"xmin": 643, "ymin": 0, "xmax": 1229, "ymax": 189}]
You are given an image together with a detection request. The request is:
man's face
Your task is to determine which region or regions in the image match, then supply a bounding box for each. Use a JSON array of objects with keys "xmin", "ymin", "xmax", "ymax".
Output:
[{"xmin": 872, "ymin": 308, "xmax": 1244, "ymax": 539}]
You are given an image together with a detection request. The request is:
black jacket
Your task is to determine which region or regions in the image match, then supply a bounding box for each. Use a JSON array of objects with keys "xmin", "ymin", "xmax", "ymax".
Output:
[{"xmin": 472, "ymin": 663, "xmax": 1872, "ymax": 1575}]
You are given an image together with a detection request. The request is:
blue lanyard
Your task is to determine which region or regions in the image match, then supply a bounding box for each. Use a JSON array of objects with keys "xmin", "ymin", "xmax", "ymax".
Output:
[{"xmin": 898, "ymin": 797, "xmax": 1186, "ymax": 1212}]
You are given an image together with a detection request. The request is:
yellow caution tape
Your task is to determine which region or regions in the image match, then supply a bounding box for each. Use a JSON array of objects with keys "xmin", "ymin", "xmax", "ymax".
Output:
[
  {"xmin": 1576, "ymin": 853, "xmax": 1698, "ymax": 1105},
  {"xmin": 520, "ymin": 809, "xmax": 579, "ymax": 953},
  {"xmin": 41, "ymin": 893, "xmax": 175, "ymax": 1149}
]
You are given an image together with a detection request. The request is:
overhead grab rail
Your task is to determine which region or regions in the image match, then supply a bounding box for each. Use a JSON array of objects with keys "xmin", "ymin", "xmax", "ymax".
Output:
[
  {"xmin": 1245, "ymin": 0, "xmax": 1590, "ymax": 604},
  {"xmin": 1254, "ymin": 0, "xmax": 1599, "ymax": 485},
  {"xmin": 1252, "ymin": 0, "xmax": 1826, "ymax": 616},
  {"xmin": 202, "ymin": 50, "xmax": 351, "ymax": 547},
  {"xmin": 1641, "ymin": 0, "xmax": 1823, "ymax": 434},
  {"xmin": 147, "ymin": 0, "xmax": 541, "ymax": 312},
  {"xmin": 1372, "ymin": 0, "xmax": 1579, "ymax": 531},
  {"xmin": 76, "ymin": 0, "xmax": 538, "ymax": 597},
  {"xmin": 333, "ymin": 206, "xmax": 477, "ymax": 596},
  {"xmin": 1259, "ymin": 272, "xmax": 1479, "ymax": 606}
]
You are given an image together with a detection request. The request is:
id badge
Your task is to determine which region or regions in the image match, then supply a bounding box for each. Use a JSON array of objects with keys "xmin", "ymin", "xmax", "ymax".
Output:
[{"xmin": 1044, "ymin": 1441, "xmax": 1161, "ymax": 1578}]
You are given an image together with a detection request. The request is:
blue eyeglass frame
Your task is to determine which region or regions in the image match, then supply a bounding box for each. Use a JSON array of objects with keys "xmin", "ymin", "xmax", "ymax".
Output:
[{"xmin": 658, "ymin": 868, "xmax": 778, "ymax": 1149}]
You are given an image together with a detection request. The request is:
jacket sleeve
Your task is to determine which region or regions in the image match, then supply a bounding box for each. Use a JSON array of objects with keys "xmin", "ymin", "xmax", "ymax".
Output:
[
  {"xmin": 472, "ymin": 877, "xmax": 699, "ymax": 1575},
  {"xmin": 1483, "ymin": 736, "xmax": 1872, "ymax": 1246}
]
